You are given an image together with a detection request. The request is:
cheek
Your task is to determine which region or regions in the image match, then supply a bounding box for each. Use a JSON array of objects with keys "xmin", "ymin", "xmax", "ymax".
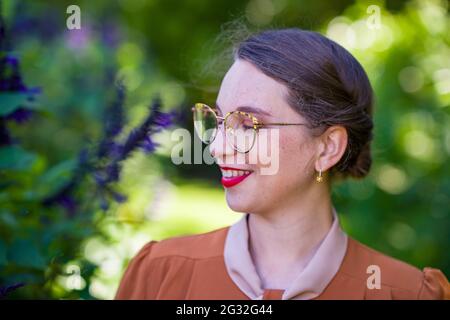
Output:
[
  {"xmin": 271, "ymin": 131, "xmax": 314, "ymax": 185},
  {"xmin": 225, "ymin": 131, "xmax": 314, "ymax": 213}
]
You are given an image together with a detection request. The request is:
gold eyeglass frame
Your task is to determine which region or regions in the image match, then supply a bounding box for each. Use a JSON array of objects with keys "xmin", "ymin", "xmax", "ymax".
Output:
[{"xmin": 192, "ymin": 102, "xmax": 309, "ymax": 153}]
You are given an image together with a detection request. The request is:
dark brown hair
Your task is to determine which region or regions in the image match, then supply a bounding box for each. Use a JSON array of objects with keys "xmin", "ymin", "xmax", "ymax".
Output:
[{"xmin": 234, "ymin": 28, "xmax": 374, "ymax": 180}]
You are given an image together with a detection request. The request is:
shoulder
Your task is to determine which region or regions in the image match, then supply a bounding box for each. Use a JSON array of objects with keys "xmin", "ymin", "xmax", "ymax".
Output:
[
  {"xmin": 125, "ymin": 225, "xmax": 231, "ymax": 269},
  {"xmin": 128, "ymin": 225, "xmax": 230, "ymax": 267},
  {"xmin": 340, "ymin": 237, "xmax": 449, "ymax": 299},
  {"xmin": 343, "ymin": 237, "xmax": 423, "ymax": 285},
  {"xmin": 115, "ymin": 226, "xmax": 230, "ymax": 299},
  {"xmin": 150, "ymin": 226, "xmax": 230, "ymax": 260}
]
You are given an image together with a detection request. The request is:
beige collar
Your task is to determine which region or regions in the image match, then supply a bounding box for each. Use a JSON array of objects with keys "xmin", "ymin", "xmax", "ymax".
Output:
[{"xmin": 224, "ymin": 207, "xmax": 348, "ymax": 300}]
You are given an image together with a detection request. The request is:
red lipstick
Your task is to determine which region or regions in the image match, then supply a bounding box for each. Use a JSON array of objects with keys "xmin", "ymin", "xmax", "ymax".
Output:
[{"xmin": 219, "ymin": 166, "xmax": 253, "ymax": 188}]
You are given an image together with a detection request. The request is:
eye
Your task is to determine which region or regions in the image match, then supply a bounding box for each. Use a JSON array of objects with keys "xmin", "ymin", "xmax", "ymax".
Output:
[{"xmin": 241, "ymin": 118, "xmax": 254, "ymax": 129}]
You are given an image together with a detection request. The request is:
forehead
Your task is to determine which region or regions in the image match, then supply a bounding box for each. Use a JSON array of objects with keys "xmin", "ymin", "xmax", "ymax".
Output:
[{"xmin": 216, "ymin": 59, "xmax": 288, "ymax": 114}]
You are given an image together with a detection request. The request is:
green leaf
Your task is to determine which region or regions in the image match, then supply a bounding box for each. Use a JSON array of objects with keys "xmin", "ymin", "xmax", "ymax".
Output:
[
  {"xmin": 0, "ymin": 210, "xmax": 18, "ymax": 228},
  {"xmin": 34, "ymin": 159, "xmax": 77, "ymax": 199},
  {"xmin": 0, "ymin": 92, "xmax": 37, "ymax": 116},
  {"xmin": 7, "ymin": 239, "xmax": 46, "ymax": 270},
  {"xmin": 0, "ymin": 146, "xmax": 37, "ymax": 171},
  {"xmin": 0, "ymin": 239, "xmax": 7, "ymax": 266}
]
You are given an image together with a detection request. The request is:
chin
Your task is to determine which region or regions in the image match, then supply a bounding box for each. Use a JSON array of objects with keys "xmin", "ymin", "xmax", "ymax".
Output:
[
  {"xmin": 224, "ymin": 188, "xmax": 265, "ymax": 214},
  {"xmin": 225, "ymin": 190, "xmax": 253, "ymax": 213}
]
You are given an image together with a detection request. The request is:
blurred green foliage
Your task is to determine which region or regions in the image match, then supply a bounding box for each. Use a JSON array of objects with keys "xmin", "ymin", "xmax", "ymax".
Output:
[{"xmin": 0, "ymin": 0, "xmax": 448, "ymax": 299}]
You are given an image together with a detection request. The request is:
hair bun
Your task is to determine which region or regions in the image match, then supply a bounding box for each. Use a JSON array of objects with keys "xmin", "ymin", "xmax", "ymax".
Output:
[{"xmin": 346, "ymin": 141, "xmax": 372, "ymax": 179}]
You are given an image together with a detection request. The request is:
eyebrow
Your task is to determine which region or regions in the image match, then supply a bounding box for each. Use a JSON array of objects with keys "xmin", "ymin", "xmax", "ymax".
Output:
[{"xmin": 215, "ymin": 102, "xmax": 272, "ymax": 117}]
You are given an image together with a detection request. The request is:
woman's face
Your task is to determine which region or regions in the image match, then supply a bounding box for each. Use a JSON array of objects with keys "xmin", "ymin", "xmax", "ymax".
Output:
[{"xmin": 210, "ymin": 59, "xmax": 319, "ymax": 215}]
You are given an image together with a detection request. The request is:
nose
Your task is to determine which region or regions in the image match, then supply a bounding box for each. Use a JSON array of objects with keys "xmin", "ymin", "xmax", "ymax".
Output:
[{"xmin": 209, "ymin": 121, "xmax": 236, "ymax": 161}]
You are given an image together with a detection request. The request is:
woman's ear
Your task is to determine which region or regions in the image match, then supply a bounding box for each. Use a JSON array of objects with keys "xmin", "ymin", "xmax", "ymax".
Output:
[{"xmin": 315, "ymin": 125, "xmax": 348, "ymax": 172}]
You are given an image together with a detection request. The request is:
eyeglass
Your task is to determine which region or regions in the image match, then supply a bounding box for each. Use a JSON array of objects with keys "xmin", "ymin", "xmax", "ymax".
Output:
[{"xmin": 192, "ymin": 103, "xmax": 309, "ymax": 153}]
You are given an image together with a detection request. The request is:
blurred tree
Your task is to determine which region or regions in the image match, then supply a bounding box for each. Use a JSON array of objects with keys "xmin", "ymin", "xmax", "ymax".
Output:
[{"xmin": 0, "ymin": 1, "xmax": 175, "ymax": 298}]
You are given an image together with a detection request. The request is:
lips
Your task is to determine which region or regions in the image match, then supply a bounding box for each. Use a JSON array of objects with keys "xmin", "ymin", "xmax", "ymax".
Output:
[{"xmin": 219, "ymin": 166, "xmax": 253, "ymax": 188}]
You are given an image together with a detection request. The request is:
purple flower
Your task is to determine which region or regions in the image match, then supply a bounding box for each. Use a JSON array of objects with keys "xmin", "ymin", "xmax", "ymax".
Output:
[
  {"xmin": 93, "ymin": 171, "xmax": 107, "ymax": 186},
  {"xmin": 56, "ymin": 194, "xmax": 77, "ymax": 218},
  {"xmin": 104, "ymin": 83, "xmax": 125, "ymax": 137},
  {"xmin": 105, "ymin": 162, "xmax": 120, "ymax": 182},
  {"xmin": 1, "ymin": 55, "xmax": 26, "ymax": 92},
  {"xmin": 119, "ymin": 98, "xmax": 172, "ymax": 159},
  {"xmin": 108, "ymin": 189, "xmax": 127, "ymax": 203},
  {"xmin": 99, "ymin": 194, "xmax": 109, "ymax": 211},
  {"xmin": 77, "ymin": 147, "xmax": 89, "ymax": 165},
  {"xmin": 97, "ymin": 83, "xmax": 126, "ymax": 159},
  {"xmin": 0, "ymin": 121, "xmax": 11, "ymax": 146},
  {"xmin": 100, "ymin": 21, "xmax": 122, "ymax": 48},
  {"xmin": 5, "ymin": 55, "xmax": 18, "ymax": 66},
  {"xmin": 39, "ymin": 82, "xmax": 174, "ymax": 213},
  {"xmin": 11, "ymin": 9, "xmax": 60, "ymax": 42},
  {"xmin": 5, "ymin": 108, "xmax": 33, "ymax": 123},
  {"xmin": 24, "ymin": 86, "xmax": 42, "ymax": 95},
  {"xmin": 65, "ymin": 27, "xmax": 91, "ymax": 50},
  {"xmin": 140, "ymin": 136, "xmax": 158, "ymax": 154},
  {"xmin": 0, "ymin": 53, "xmax": 41, "ymax": 96},
  {"xmin": 0, "ymin": 282, "xmax": 25, "ymax": 299},
  {"xmin": 97, "ymin": 140, "xmax": 116, "ymax": 159},
  {"xmin": 41, "ymin": 148, "xmax": 95, "ymax": 217},
  {"xmin": 154, "ymin": 112, "xmax": 172, "ymax": 128},
  {"xmin": 168, "ymin": 109, "xmax": 186, "ymax": 126}
]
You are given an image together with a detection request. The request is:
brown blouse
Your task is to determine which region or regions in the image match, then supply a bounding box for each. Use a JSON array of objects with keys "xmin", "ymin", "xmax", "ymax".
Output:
[{"xmin": 115, "ymin": 225, "xmax": 449, "ymax": 300}]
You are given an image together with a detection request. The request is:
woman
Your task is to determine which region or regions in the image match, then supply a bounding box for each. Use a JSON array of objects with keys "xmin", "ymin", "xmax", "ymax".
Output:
[{"xmin": 115, "ymin": 28, "xmax": 449, "ymax": 300}]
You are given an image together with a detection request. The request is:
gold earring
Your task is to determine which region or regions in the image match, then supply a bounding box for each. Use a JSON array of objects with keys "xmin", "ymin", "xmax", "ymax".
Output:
[{"xmin": 316, "ymin": 169, "xmax": 323, "ymax": 182}]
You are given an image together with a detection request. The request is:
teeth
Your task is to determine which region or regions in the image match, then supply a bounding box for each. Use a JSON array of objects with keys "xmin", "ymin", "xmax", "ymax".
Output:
[{"xmin": 221, "ymin": 169, "xmax": 251, "ymax": 178}]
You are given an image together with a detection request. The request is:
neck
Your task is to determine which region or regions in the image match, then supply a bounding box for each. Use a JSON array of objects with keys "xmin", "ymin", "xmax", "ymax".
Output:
[{"xmin": 247, "ymin": 183, "xmax": 334, "ymax": 289}]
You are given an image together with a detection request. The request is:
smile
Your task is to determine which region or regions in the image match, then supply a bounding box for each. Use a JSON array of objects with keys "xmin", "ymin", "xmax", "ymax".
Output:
[{"xmin": 219, "ymin": 166, "xmax": 253, "ymax": 188}]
